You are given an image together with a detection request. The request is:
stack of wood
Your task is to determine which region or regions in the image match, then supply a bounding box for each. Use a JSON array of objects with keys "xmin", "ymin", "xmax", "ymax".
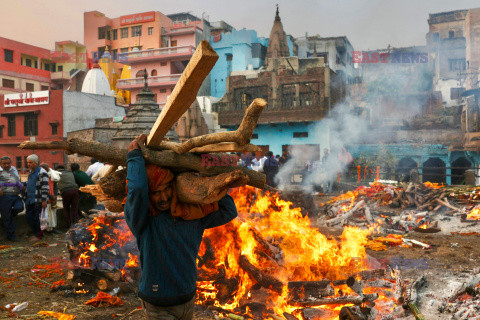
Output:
[{"xmin": 65, "ymin": 212, "xmax": 139, "ymax": 293}]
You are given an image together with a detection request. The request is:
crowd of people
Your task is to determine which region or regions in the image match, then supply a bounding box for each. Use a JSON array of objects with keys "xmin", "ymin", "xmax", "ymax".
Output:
[
  {"xmin": 236, "ymin": 147, "xmax": 354, "ymax": 192},
  {"xmin": 0, "ymin": 155, "xmax": 106, "ymax": 242}
]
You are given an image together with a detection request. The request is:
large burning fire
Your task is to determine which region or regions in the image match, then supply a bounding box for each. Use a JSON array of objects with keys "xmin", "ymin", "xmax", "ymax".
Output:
[
  {"xmin": 69, "ymin": 186, "xmax": 393, "ymax": 319},
  {"xmin": 196, "ymin": 186, "xmax": 383, "ymax": 318}
]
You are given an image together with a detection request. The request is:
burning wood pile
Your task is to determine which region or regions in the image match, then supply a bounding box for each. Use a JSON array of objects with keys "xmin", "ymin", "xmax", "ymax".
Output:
[
  {"xmin": 320, "ymin": 182, "xmax": 480, "ymax": 233},
  {"xmin": 63, "ymin": 186, "xmax": 406, "ymax": 319},
  {"xmin": 65, "ymin": 213, "xmax": 139, "ymax": 294}
]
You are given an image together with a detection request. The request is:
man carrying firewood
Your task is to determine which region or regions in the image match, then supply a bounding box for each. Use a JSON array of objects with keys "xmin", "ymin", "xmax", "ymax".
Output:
[{"xmin": 124, "ymin": 134, "xmax": 241, "ymax": 320}]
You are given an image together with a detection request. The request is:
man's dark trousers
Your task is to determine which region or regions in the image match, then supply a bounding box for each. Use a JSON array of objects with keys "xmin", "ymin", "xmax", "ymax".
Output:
[
  {"xmin": 0, "ymin": 194, "xmax": 20, "ymax": 240},
  {"xmin": 26, "ymin": 203, "xmax": 42, "ymax": 237},
  {"xmin": 62, "ymin": 189, "xmax": 79, "ymax": 227}
]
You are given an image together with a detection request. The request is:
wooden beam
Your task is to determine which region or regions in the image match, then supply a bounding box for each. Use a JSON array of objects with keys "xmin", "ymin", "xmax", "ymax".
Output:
[
  {"xmin": 190, "ymin": 142, "xmax": 261, "ymax": 153},
  {"xmin": 147, "ymin": 40, "xmax": 219, "ymax": 147}
]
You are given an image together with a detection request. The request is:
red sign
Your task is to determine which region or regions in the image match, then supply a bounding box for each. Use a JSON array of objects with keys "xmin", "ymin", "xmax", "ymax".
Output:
[{"xmin": 120, "ymin": 12, "xmax": 155, "ymax": 26}]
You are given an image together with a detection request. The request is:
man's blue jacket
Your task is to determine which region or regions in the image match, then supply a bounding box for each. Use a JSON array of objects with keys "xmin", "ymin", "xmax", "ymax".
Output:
[{"xmin": 124, "ymin": 149, "xmax": 238, "ymax": 307}]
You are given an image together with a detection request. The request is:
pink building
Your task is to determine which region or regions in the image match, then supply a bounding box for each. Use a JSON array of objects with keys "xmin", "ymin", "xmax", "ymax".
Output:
[{"xmin": 112, "ymin": 12, "xmax": 211, "ymax": 104}]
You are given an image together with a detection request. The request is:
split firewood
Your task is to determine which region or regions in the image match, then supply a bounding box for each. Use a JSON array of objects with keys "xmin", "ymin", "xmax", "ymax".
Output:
[
  {"xmin": 19, "ymin": 138, "xmax": 266, "ymax": 190},
  {"xmin": 290, "ymin": 293, "xmax": 378, "ymax": 306},
  {"xmin": 404, "ymin": 275, "xmax": 426, "ymax": 307},
  {"xmin": 326, "ymin": 200, "xmax": 365, "ymax": 226},
  {"xmin": 364, "ymin": 205, "xmax": 373, "ymax": 224},
  {"xmin": 190, "ymin": 143, "xmax": 261, "ymax": 153},
  {"xmin": 288, "ymin": 280, "xmax": 334, "ymax": 300},
  {"xmin": 238, "ymin": 255, "xmax": 283, "ymax": 293},
  {"xmin": 394, "ymin": 269, "xmax": 405, "ymax": 304},
  {"xmin": 147, "ymin": 40, "xmax": 218, "ymax": 147}
]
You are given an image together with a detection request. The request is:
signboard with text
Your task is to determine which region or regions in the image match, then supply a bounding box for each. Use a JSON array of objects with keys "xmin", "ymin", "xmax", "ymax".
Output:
[
  {"xmin": 120, "ymin": 12, "xmax": 155, "ymax": 26},
  {"xmin": 4, "ymin": 91, "xmax": 50, "ymax": 107}
]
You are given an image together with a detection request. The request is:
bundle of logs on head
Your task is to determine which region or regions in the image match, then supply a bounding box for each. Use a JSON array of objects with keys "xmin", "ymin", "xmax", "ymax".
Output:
[{"xmin": 18, "ymin": 40, "xmax": 270, "ymax": 212}]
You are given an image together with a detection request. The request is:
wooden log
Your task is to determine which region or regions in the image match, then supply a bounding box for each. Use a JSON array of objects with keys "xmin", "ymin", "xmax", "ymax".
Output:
[
  {"xmin": 147, "ymin": 40, "xmax": 219, "ymax": 146},
  {"xmin": 288, "ymin": 280, "xmax": 334, "ymax": 299},
  {"xmin": 190, "ymin": 143, "xmax": 261, "ymax": 154},
  {"xmin": 238, "ymin": 255, "xmax": 283, "ymax": 293},
  {"xmin": 172, "ymin": 99, "xmax": 267, "ymax": 154},
  {"xmin": 326, "ymin": 200, "xmax": 365, "ymax": 226},
  {"xmin": 19, "ymin": 138, "xmax": 266, "ymax": 189},
  {"xmin": 394, "ymin": 268, "xmax": 405, "ymax": 305},
  {"xmin": 290, "ymin": 293, "xmax": 378, "ymax": 306}
]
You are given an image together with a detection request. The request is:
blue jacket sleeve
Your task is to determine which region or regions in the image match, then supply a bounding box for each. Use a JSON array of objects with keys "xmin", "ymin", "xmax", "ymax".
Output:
[
  {"xmin": 124, "ymin": 149, "xmax": 150, "ymax": 238},
  {"xmin": 200, "ymin": 194, "xmax": 238, "ymax": 229}
]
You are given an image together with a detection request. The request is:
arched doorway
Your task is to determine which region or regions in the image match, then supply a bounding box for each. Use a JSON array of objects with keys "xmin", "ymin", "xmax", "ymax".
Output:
[
  {"xmin": 451, "ymin": 157, "xmax": 472, "ymax": 185},
  {"xmin": 135, "ymin": 70, "xmax": 146, "ymax": 78},
  {"xmin": 422, "ymin": 158, "xmax": 446, "ymax": 184},
  {"xmin": 396, "ymin": 157, "xmax": 417, "ymax": 181},
  {"xmin": 151, "ymin": 69, "xmax": 157, "ymax": 76}
]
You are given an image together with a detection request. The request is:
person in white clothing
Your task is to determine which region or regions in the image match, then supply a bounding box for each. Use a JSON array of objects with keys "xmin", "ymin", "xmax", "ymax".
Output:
[{"xmin": 85, "ymin": 159, "xmax": 104, "ymax": 178}]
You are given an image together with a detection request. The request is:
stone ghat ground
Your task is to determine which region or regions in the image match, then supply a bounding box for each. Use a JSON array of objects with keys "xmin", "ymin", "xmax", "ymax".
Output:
[{"xmin": 0, "ymin": 184, "xmax": 480, "ymax": 319}]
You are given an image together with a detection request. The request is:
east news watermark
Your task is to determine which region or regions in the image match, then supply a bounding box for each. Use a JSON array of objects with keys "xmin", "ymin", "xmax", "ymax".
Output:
[{"xmin": 352, "ymin": 51, "xmax": 428, "ymax": 64}]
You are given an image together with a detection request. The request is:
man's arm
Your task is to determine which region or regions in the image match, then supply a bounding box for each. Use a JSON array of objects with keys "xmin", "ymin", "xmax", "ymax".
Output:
[
  {"xmin": 124, "ymin": 138, "xmax": 150, "ymax": 238},
  {"xmin": 200, "ymin": 194, "xmax": 238, "ymax": 229}
]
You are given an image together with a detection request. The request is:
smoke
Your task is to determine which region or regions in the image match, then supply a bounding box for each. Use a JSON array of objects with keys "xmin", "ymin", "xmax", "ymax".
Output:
[{"xmin": 275, "ymin": 54, "xmax": 432, "ymax": 192}]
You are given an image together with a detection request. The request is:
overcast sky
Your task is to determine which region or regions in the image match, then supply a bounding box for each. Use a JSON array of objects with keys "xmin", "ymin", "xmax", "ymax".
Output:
[{"xmin": 1, "ymin": 0, "xmax": 479, "ymax": 51}]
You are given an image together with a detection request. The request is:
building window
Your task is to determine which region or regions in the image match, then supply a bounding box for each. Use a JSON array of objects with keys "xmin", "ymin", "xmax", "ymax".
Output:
[
  {"xmin": 7, "ymin": 115, "xmax": 15, "ymax": 137},
  {"xmin": 50, "ymin": 123, "xmax": 58, "ymax": 135},
  {"xmin": 0, "ymin": 125, "xmax": 3, "ymax": 138},
  {"xmin": 2, "ymin": 79, "xmax": 15, "ymax": 89},
  {"xmin": 449, "ymin": 59, "xmax": 466, "ymax": 71},
  {"xmin": 41, "ymin": 85, "xmax": 49, "ymax": 91},
  {"xmin": 120, "ymin": 47, "xmax": 129, "ymax": 53},
  {"xmin": 121, "ymin": 27, "xmax": 129, "ymax": 39},
  {"xmin": 131, "ymin": 26, "xmax": 142, "ymax": 37},
  {"xmin": 26, "ymin": 83, "xmax": 34, "ymax": 91},
  {"xmin": 112, "ymin": 29, "xmax": 118, "ymax": 40},
  {"xmin": 293, "ymin": 132, "xmax": 308, "ymax": 138},
  {"xmin": 148, "ymin": 27, "xmax": 154, "ymax": 35},
  {"xmin": 226, "ymin": 54, "xmax": 233, "ymax": 76},
  {"xmin": 58, "ymin": 65, "xmax": 63, "ymax": 71},
  {"xmin": 25, "ymin": 59, "xmax": 32, "ymax": 67},
  {"xmin": 160, "ymin": 61, "xmax": 167, "ymax": 66},
  {"xmin": 98, "ymin": 26, "xmax": 108, "ymax": 40},
  {"xmin": 151, "ymin": 69, "xmax": 157, "ymax": 76},
  {"xmin": 4, "ymin": 49, "xmax": 13, "ymax": 63},
  {"xmin": 34, "ymin": 60, "xmax": 38, "ymax": 68},
  {"xmin": 24, "ymin": 113, "xmax": 38, "ymax": 136},
  {"xmin": 251, "ymin": 134, "xmax": 258, "ymax": 139},
  {"xmin": 159, "ymin": 88, "xmax": 166, "ymax": 93},
  {"xmin": 16, "ymin": 157, "xmax": 21, "ymax": 171},
  {"xmin": 112, "ymin": 49, "xmax": 118, "ymax": 61},
  {"xmin": 449, "ymin": 30, "xmax": 454, "ymax": 39},
  {"xmin": 451, "ymin": 87, "xmax": 465, "ymax": 100},
  {"xmin": 171, "ymin": 40, "xmax": 177, "ymax": 47}
]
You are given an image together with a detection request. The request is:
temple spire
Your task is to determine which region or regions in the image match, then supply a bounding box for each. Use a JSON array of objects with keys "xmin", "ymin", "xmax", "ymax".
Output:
[{"xmin": 265, "ymin": 5, "xmax": 290, "ymax": 64}]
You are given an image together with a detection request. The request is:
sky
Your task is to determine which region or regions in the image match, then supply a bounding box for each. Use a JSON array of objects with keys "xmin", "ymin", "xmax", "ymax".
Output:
[{"xmin": 1, "ymin": 0, "xmax": 479, "ymax": 51}]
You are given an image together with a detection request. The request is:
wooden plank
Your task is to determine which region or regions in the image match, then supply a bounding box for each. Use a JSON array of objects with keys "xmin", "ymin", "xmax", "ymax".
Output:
[
  {"xmin": 147, "ymin": 40, "xmax": 219, "ymax": 146},
  {"xmin": 190, "ymin": 143, "xmax": 261, "ymax": 153}
]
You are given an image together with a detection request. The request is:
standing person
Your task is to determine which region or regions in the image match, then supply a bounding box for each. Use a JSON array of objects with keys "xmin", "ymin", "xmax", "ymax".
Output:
[
  {"xmin": 55, "ymin": 165, "xmax": 80, "ymax": 227},
  {"xmin": 39, "ymin": 163, "xmax": 61, "ymax": 233},
  {"xmin": 251, "ymin": 154, "xmax": 261, "ymax": 172},
  {"xmin": 124, "ymin": 135, "xmax": 238, "ymax": 320},
  {"xmin": 0, "ymin": 156, "xmax": 23, "ymax": 241},
  {"xmin": 70, "ymin": 163, "xmax": 97, "ymax": 214},
  {"xmin": 85, "ymin": 158, "xmax": 104, "ymax": 178},
  {"xmin": 321, "ymin": 148, "xmax": 334, "ymax": 193},
  {"xmin": 263, "ymin": 151, "xmax": 279, "ymax": 187},
  {"xmin": 25, "ymin": 155, "xmax": 49, "ymax": 241}
]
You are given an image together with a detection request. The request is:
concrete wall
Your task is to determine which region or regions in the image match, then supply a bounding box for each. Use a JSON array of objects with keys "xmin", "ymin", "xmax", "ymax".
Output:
[{"xmin": 62, "ymin": 91, "xmax": 125, "ymax": 137}]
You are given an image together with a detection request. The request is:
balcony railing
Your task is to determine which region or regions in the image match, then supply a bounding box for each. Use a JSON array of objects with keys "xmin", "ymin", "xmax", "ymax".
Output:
[
  {"xmin": 167, "ymin": 26, "xmax": 201, "ymax": 34},
  {"xmin": 117, "ymin": 46, "xmax": 195, "ymax": 63},
  {"xmin": 117, "ymin": 74, "xmax": 181, "ymax": 88},
  {"xmin": 50, "ymin": 71, "xmax": 70, "ymax": 81}
]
